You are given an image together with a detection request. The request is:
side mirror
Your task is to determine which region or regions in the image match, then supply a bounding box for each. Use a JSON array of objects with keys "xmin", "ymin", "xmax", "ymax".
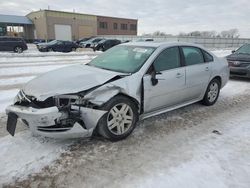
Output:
[
  {"xmin": 151, "ymin": 70, "xmax": 162, "ymax": 86},
  {"xmin": 232, "ymin": 50, "xmax": 235, "ymax": 54},
  {"xmin": 151, "ymin": 77, "xmax": 158, "ymax": 86}
]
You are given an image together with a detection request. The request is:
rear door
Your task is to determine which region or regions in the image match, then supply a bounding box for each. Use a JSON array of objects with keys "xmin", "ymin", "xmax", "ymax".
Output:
[
  {"xmin": 8, "ymin": 38, "xmax": 18, "ymax": 51},
  {"xmin": 143, "ymin": 47, "xmax": 186, "ymax": 113},
  {"xmin": 104, "ymin": 40, "xmax": 112, "ymax": 50},
  {"xmin": 180, "ymin": 46, "xmax": 212, "ymax": 100},
  {"xmin": 63, "ymin": 41, "xmax": 72, "ymax": 52},
  {"xmin": 53, "ymin": 41, "xmax": 64, "ymax": 52}
]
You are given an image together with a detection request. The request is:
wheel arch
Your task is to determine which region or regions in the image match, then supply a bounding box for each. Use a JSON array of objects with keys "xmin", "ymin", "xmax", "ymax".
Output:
[
  {"xmin": 14, "ymin": 46, "xmax": 23, "ymax": 51},
  {"xmin": 211, "ymin": 76, "xmax": 222, "ymax": 88},
  {"xmin": 103, "ymin": 93, "xmax": 140, "ymax": 114}
]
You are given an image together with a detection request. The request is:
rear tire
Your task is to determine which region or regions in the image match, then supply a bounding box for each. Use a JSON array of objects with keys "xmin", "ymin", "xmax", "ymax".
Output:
[
  {"xmin": 97, "ymin": 96, "xmax": 138, "ymax": 141},
  {"xmin": 202, "ymin": 79, "xmax": 221, "ymax": 106},
  {"xmin": 14, "ymin": 46, "xmax": 23, "ymax": 53},
  {"xmin": 71, "ymin": 47, "xmax": 76, "ymax": 52}
]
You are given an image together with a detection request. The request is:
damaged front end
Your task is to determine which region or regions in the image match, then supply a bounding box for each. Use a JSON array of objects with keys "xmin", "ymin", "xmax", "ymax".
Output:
[{"xmin": 6, "ymin": 90, "xmax": 107, "ymax": 138}]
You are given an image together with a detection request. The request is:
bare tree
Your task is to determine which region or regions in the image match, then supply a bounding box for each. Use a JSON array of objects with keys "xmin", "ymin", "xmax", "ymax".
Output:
[
  {"xmin": 220, "ymin": 28, "xmax": 239, "ymax": 38},
  {"xmin": 178, "ymin": 29, "xmax": 239, "ymax": 38},
  {"xmin": 142, "ymin": 31, "xmax": 172, "ymax": 37}
]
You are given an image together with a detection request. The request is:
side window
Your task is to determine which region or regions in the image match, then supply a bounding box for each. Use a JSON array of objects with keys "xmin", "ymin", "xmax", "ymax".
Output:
[
  {"xmin": 202, "ymin": 50, "xmax": 214, "ymax": 62},
  {"xmin": 105, "ymin": 40, "xmax": 111, "ymax": 45},
  {"xmin": 154, "ymin": 47, "xmax": 181, "ymax": 72},
  {"xmin": 182, "ymin": 47, "xmax": 204, "ymax": 66},
  {"xmin": 10, "ymin": 38, "xmax": 18, "ymax": 41}
]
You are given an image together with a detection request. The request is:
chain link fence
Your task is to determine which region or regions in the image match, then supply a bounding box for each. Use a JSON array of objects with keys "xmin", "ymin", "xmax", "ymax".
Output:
[{"xmin": 100, "ymin": 35, "xmax": 250, "ymax": 49}]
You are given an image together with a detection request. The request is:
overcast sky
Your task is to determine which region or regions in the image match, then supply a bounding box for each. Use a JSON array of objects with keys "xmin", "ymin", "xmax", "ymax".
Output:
[{"xmin": 1, "ymin": 0, "xmax": 250, "ymax": 37}]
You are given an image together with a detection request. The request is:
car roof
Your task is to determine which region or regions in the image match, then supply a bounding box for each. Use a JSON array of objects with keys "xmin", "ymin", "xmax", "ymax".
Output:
[
  {"xmin": 0, "ymin": 36, "xmax": 22, "ymax": 39},
  {"xmin": 120, "ymin": 41, "xmax": 206, "ymax": 49}
]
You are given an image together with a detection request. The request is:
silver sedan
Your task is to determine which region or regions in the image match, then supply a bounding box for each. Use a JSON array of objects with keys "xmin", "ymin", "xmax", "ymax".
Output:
[{"xmin": 6, "ymin": 42, "xmax": 229, "ymax": 141}]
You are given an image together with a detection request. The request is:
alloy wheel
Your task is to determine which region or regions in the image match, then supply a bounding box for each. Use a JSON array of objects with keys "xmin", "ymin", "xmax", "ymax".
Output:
[
  {"xmin": 107, "ymin": 103, "xmax": 134, "ymax": 135},
  {"xmin": 207, "ymin": 82, "xmax": 219, "ymax": 103},
  {"xmin": 15, "ymin": 47, "xmax": 23, "ymax": 53}
]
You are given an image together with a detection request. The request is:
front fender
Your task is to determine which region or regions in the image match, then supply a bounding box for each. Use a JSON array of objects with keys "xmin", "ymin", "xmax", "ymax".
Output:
[{"xmin": 85, "ymin": 85, "xmax": 123, "ymax": 106}]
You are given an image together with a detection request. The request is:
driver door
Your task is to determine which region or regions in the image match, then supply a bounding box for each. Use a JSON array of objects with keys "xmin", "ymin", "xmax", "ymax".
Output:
[{"xmin": 143, "ymin": 47, "xmax": 186, "ymax": 113}]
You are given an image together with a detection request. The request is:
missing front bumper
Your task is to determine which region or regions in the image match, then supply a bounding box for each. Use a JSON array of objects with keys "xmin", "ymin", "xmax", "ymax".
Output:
[{"xmin": 6, "ymin": 105, "xmax": 107, "ymax": 138}]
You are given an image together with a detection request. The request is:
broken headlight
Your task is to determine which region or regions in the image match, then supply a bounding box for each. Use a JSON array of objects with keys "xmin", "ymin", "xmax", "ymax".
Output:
[
  {"xmin": 14, "ymin": 90, "xmax": 32, "ymax": 104},
  {"xmin": 54, "ymin": 95, "xmax": 86, "ymax": 109}
]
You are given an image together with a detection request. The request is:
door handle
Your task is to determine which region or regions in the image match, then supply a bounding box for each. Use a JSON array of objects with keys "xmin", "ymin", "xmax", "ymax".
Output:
[
  {"xmin": 205, "ymin": 67, "xmax": 209, "ymax": 71},
  {"xmin": 176, "ymin": 73, "xmax": 183, "ymax": 78}
]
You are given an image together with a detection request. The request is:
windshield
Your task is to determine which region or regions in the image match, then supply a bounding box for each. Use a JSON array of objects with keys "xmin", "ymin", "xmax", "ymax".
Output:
[
  {"xmin": 88, "ymin": 45, "xmax": 156, "ymax": 73},
  {"xmin": 98, "ymin": 39, "xmax": 107, "ymax": 44},
  {"xmin": 235, "ymin": 44, "xmax": 250, "ymax": 54},
  {"xmin": 48, "ymin": 40, "xmax": 58, "ymax": 45}
]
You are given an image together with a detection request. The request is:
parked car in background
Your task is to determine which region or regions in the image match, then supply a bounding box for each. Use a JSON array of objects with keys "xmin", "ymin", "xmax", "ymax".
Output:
[
  {"xmin": 122, "ymin": 40, "xmax": 131, "ymax": 43},
  {"xmin": 0, "ymin": 36, "xmax": 27, "ymax": 53},
  {"xmin": 93, "ymin": 39, "xmax": 121, "ymax": 51},
  {"xmin": 6, "ymin": 42, "xmax": 229, "ymax": 141},
  {"xmin": 79, "ymin": 37, "xmax": 104, "ymax": 48},
  {"xmin": 33, "ymin": 39, "xmax": 46, "ymax": 45},
  {"xmin": 75, "ymin": 37, "xmax": 94, "ymax": 45},
  {"xmin": 227, "ymin": 43, "xmax": 250, "ymax": 78},
  {"xmin": 136, "ymin": 38, "xmax": 154, "ymax": 42},
  {"xmin": 37, "ymin": 40, "xmax": 79, "ymax": 52}
]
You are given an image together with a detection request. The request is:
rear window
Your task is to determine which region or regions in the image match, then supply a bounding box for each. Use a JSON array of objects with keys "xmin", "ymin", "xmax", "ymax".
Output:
[
  {"xmin": 202, "ymin": 50, "xmax": 214, "ymax": 62},
  {"xmin": 182, "ymin": 46, "xmax": 204, "ymax": 66}
]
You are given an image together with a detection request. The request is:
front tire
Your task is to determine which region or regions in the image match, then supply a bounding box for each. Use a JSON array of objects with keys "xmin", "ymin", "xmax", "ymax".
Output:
[
  {"xmin": 202, "ymin": 79, "xmax": 221, "ymax": 106},
  {"xmin": 97, "ymin": 96, "xmax": 138, "ymax": 141},
  {"xmin": 100, "ymin": 46, "xmax": 105, "ymax": 52}
]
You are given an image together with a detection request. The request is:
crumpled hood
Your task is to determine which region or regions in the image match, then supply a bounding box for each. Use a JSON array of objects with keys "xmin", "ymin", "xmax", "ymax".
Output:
[{"xmin": 23, "ymin": 64, "xmax": 124, "ymax": 101}]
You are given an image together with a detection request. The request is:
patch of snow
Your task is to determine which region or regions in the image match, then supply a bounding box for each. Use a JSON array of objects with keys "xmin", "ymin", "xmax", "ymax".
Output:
[
  {"xmin": 0, "ymin": 55, "xmax": 92, "ymax": 64},
  {"xmin": 0, "ymin": 89, "xmax": 19, "ymax": 113},
  {"xmin": 126, "ymin": 103, "xmax": 250, "ymax": 188},
  {"xmin": 0, "ymin": 131, "xmax": 73, "ymax": 184},
  {"xmin": 0, "ymin": 64, "xmax": 71, "ymax": 77},
  {"xmin": 220, "ymin": 79, "xmax": 250, "ymax": 97},
  {"xmin": 211, "ymin": 49, "xmax": 232, "ymax": 57},
  {"xmin": 0, "ymin": 76, "xmax": 35, "ymax": 86}
]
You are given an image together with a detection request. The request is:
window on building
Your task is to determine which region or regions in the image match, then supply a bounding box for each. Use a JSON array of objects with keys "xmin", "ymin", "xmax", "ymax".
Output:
[
  {"xmin": 130, "ymin": 24, "xmax": 137, "ymax": 31},
  {"xmin": 99, "ymin": 22, "xmax": 108, "ymax": 29},
  {"xmin": 121, "ymin": 24, "xmax": 128, "ymax": 30},
  {"xmin": 113, "ymin": 23, "xmax": 118, "ymax": 30}
]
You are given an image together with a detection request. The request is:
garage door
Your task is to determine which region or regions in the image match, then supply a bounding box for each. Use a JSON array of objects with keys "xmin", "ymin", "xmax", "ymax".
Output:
[{"xmin": 54, "ymin": 24, "xmax": 72, "ymax": 41}]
